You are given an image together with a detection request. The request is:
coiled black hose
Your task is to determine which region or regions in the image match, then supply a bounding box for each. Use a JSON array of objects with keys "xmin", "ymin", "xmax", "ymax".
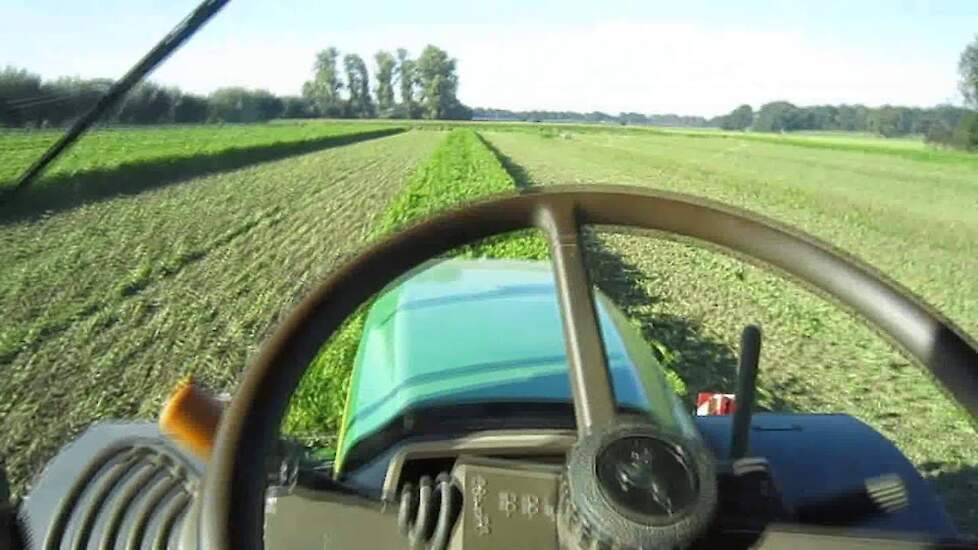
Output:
[{"xmin": 398, "ymin": 473, "xmax": 460, "ymax": 550}]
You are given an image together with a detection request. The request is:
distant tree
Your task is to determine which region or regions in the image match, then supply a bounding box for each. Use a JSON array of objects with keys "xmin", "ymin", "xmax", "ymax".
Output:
[
  {"xmin": 959, "ymin": 35, "xmax": 978, "ymax": 107},
  {"xmin": 835, "ymin": 104, "xmax": 868, "ymax": 132},
  {"xmin": 42, "ymin": 76, "xmax": 111, "ymax": 126},
  {"xmin": 899, "ymin": 107, "xmax": 919, "ymax": 135},
  {"xmin": 207, "ymin": 87, "xmax": 282, "ymax": 123},
  {"xmin": 753, "ymin": 101, "xmax": 807, "ymax": 132},
  {"xmin": 720, "ymin": 104, "xmax": 753, "ymax": 130},
  {"xmin": 115, "ymin": 82, "xmax": 177, "ymax": 124},
  {"xmin": 374, "ymin": 50, "xmax": 396, "ymax": 116},
  {"xmin": 280, "ymin": 96, "xmax": 316, "ymax": 119},
  {"xmin": 470, "ymin": 108, "xmax": 712, "ymax": 127},
  {"xmin": 303, "ymin": 47, "xmax": 343, "ymax": 117},
  {"xmin": 809, "ymin": 105, "xmax": 839, "ymax": 131},
  {"xmin": 584, "ymin": 111, "xmax": 617, "ymax": 123},
  {"xmin": 0, "ymin": 66, "xmax": 44, "ymax": 126},
  {"xmin": 924, "ymin": 120, "xmax": 954, "ymax": 146},
  {"xmin": 928, "ymin": 104, "xmax": 972, "ymax": 132},
  {"xmin": 646, "ymin": 113, "xmax": 709, "ymax": 127},
  {"xmin": 395, "ymin": 48, "xmax": 418, "ymax": 118},
  {"xmin": 952, "ymin": 112, "xmax": 978, "ymax": 150},
  {"xmin": 906, "ymin": 107, "xmax": 929, "ymax": 134},
  {"xmin": 867, "ymin": 106, "xmax": 904, "ymax": 137},
  {"xmin": 343, "ymin": 53, "xmax": 374, "ymax": 118},
  {"xmin": 445, "ymin": 102, "xmax": 473, "ymax": 120},
  {"xmin": 415, "ymin": 45, "xmax": 464, "ymax": 119},
  {"xmin": 172, "ymin": 93, "xmax": 209, "ymax": 123},
  {"xmin": 208, "ymin": 87, "xmax": 251, "ymax": 122},
  {"xmin": 619, "ymin": 112, "xmax": 649, "ymax": 125},
  {"xmin": 254, "ymin": 89, "xmax": 284, "ymax": 120},
  {"xmin": 921, "ymin": 105, "xmax": 978, "ymax": 150}
]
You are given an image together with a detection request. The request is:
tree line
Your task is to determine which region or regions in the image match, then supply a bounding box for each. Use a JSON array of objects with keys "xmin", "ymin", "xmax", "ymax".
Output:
[
  {"xmin": 479, "ymin": 35, "xmax": 978, "ymax": 151},
  {"xmin": 0, "ymin": 67, "xmax": 290, "ymax": 127},
  {"xmin": 715, "ymin": 36, "xmax": 978, "ymax": 150},
  {"xmin": 3, "ymin": 34, "xmax": 976, "ymax": 151},
  {"xmin": 0, "ymin": 45, "xmax": 470, "ymax": 128},
  {"xmin": 299, "ymin": 45, "xmax": 470, "ymax": 120},
  {"xmin": 714, "ymin": 102, "xmax": 975, "ymax": 140},
  {"xmin": 473, "ymin": 108, "xmax": 712, "ymax": 127},
  {"xmin": 474, "ymin": 103, "xmax": 975, "ymax": 140}
]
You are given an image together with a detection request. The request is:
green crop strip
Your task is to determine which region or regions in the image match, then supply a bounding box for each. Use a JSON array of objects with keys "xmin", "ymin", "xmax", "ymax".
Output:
[
  {"xmin": 284, "ymin": 128, "xmax": 685, "ymax": 443},
  {"xmin": 284, "ymin": 128, "xmax": 548, "ymax": 439}
]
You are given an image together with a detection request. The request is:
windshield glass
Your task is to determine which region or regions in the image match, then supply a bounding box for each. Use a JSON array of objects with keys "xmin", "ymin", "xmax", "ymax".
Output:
[{"xmin": 1, "ymin": 0, "xmax": 977, "ymax": 542}]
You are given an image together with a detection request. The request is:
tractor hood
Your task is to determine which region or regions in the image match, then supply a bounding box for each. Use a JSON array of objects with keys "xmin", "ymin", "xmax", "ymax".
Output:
[{"xmin": 335, "ymin": 258, "xmax": 693, "ymax": 471}]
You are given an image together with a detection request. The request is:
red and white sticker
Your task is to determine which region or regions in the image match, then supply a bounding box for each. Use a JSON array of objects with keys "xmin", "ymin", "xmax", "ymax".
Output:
[{"xmin": 696, "ymin": 392, "xmax": 736, "ymax": 416}]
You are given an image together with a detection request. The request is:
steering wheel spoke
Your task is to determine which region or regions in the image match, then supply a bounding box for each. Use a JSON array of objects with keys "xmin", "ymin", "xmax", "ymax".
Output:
[{"xmin": 535, "ymin": 200, "xmax": 617, "ymax": 436}]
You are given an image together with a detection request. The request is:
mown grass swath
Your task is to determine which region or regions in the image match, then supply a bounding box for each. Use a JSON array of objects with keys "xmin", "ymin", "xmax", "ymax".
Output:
[
  {"xmin": 0, "ymin": 129, "xmax": 441, "ymax": 498},
  {"xmin": 0, "ymin": 122, "xmax": 397, "ymax": 186},
  {"xmin": 0, "ymin": 122, "xmax": 404, "ymax": 220}
]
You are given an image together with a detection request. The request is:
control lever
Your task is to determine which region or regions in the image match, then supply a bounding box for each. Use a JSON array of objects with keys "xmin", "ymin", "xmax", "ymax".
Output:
[
  {"xmin": 710, "ymin": 456, "xmax": 791, "ymax": 544},
  {"xmin": 730, "ymin": 325, "xmax": 761, "ymax": 459},
  {"xmin": 794, "ymin": 474, "xmax": 909, "ymax": 525}
]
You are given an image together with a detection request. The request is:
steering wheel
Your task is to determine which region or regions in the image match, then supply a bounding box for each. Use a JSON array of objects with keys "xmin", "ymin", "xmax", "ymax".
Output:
[{"xmin": 198, "ymin": 185, "xmax": 978, "ymax": 549}]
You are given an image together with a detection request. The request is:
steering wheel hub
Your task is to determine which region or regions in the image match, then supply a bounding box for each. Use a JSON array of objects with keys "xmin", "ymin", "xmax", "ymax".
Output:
[
  {"xmin": 557, "ymin": 423, "xmax": 717, "ymax": 550},
  {"xmin": 597, "ymin": 436, "xmax": 698, "ymax": 521}
]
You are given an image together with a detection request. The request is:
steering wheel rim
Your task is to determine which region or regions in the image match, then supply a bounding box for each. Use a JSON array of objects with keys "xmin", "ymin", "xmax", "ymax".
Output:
[{"xmin": 199, "ymin": 184, "xmax": 978, "ymax": 549}]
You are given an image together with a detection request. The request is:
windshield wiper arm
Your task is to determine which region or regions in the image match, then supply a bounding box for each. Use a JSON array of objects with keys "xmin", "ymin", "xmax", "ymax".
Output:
[{"xmin": 0, "ymin": 0, "xmax": 230, "ymax": 206}]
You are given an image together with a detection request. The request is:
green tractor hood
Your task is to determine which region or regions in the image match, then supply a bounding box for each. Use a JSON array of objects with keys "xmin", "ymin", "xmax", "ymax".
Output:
[{"xmin": 335, "ymin": 259, "xmax": 689, "ymax": 472}]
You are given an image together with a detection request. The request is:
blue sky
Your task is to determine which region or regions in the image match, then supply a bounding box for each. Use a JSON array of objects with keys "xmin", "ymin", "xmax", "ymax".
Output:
[{"xmin": 2, "ymin": 0, "xmax": 976, "ymax": 116}]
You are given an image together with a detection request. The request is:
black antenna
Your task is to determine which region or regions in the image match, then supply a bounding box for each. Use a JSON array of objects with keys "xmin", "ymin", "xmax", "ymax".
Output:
[{"xmin": 0, "ymin": 0, "xmax": 230, "ymax": 206}]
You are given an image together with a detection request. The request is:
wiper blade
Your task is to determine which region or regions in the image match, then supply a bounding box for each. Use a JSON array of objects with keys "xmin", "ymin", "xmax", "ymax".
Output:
[{"xmin": 0, "ymin": 0, "xmax": 230, "ymax": 206}]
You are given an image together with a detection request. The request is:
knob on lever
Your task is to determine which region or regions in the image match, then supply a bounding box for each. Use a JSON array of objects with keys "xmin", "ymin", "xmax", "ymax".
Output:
[{"xmin": 730, "ymin": 325, "xmax": 762, "ymax": 460}]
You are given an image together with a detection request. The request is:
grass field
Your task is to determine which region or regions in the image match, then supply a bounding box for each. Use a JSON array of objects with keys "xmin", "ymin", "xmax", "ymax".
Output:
[
  {"xmin": 1, "ymin": 120, "xmax": 976, "ymax": 533},
  {"xmin": 0, "ymin": 122, "xmax": 404, "ymax": 223},
  {"xmin": 0, "ymin": 121, "xmax": 399, "ymax": 187},
  {"xmin": 504, "ymin": 123, "xmax": 978, "ymax": 166},
  {"xmin": 482, "ymin": 128, "xmax": 978, "ymax": 528}
]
